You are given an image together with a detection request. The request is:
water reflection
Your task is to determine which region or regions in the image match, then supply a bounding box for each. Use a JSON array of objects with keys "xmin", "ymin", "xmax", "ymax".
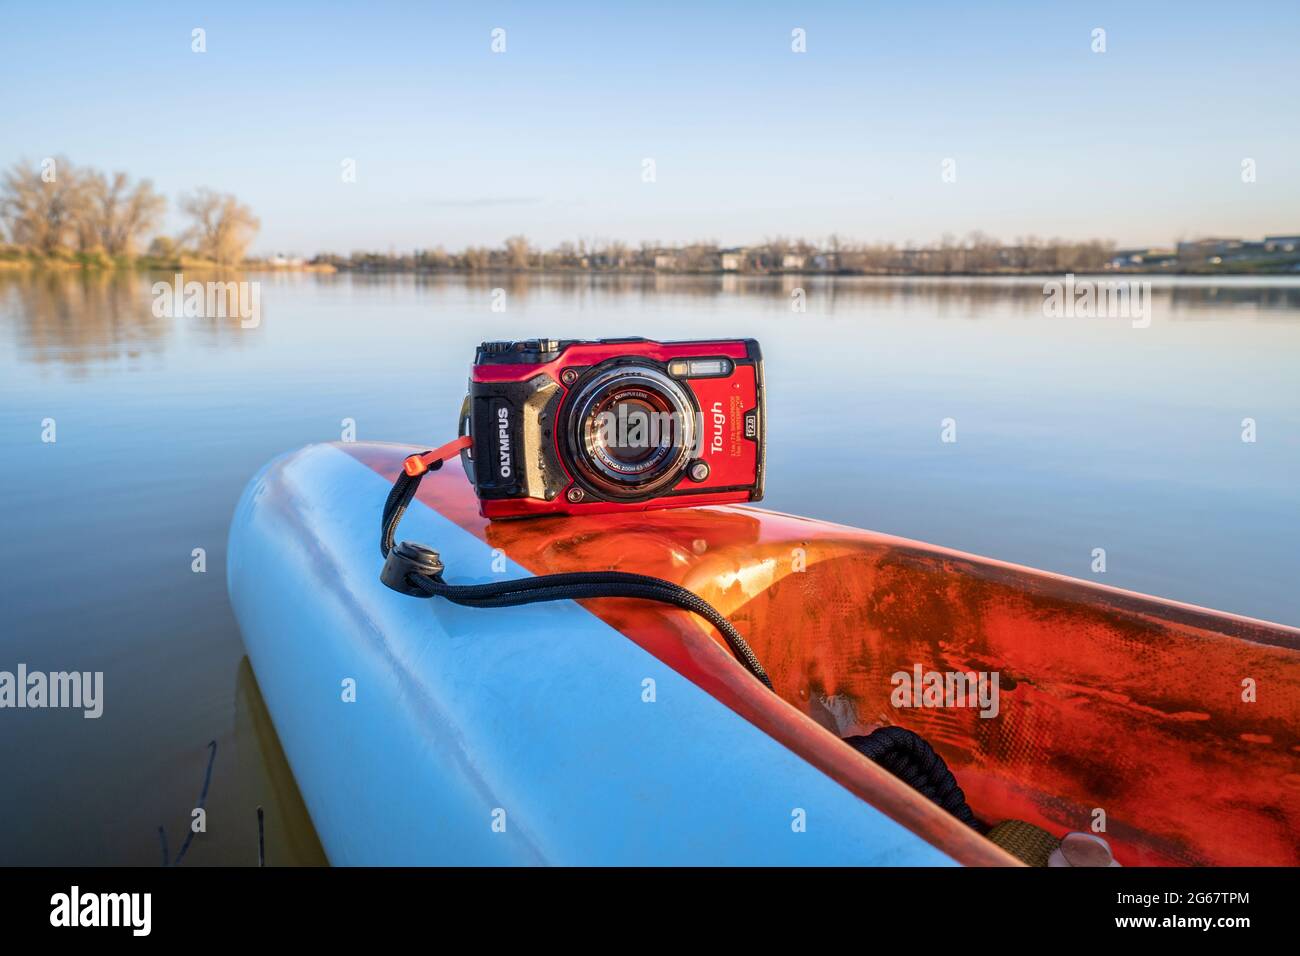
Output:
[
  {"xmin": 4, "ymin": 270, "xmax": 1298, "ymax": 374},
  {"xmin": 334, "ymin": 270, "xmax": 1300, "ymax": 315},
  {"xmin": 1164, "ymin": 282, "xmax": 1300, "ymax": 316},
  {"xmin": 0, "ymin": 270, "xmax": 168, "ymax": 370},
  {"xmin": 0, "ymin": 269, "xmax": 267, "ymax": 372}
]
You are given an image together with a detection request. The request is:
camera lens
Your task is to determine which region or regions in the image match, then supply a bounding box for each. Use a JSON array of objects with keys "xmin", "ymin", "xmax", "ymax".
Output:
[{"xmin": 566, "ymin": 364, "xmax": 698, "ymax": 499}]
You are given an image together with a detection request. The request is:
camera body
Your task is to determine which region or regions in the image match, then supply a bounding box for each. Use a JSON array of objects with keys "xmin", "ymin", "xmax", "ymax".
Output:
[{"xmin": 462, "ymin": 337, "xmax": 764, "ymax": 518}]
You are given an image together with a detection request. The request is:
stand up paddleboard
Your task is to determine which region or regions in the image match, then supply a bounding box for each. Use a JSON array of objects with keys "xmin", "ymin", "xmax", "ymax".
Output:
[{"xmin": 227, "ymin": 441, "xmax": 1300, "ymax": 866}]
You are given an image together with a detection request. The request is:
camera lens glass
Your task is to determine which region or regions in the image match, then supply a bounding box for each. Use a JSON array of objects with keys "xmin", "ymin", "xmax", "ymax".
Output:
[{"xmin": 567, "ymin": 365, "xmax": 698, "ymax": 499}]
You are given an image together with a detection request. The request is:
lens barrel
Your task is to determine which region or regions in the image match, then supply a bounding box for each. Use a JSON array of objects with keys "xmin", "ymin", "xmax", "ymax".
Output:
[{"xmin": 565, "ymin": 364, "xmax": 698, "ymax": 499}]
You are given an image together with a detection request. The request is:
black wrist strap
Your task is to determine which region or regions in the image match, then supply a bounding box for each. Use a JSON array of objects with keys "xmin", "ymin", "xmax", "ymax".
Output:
[{"xmin": 379, "ymin": 446, "xmax": 773, "ymax": 690}]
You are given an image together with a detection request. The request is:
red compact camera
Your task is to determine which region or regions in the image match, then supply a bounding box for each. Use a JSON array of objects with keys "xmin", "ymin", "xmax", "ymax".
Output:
[{"xmin": 460, "ymin": 337, "xmax": 765, "ymax": 518}]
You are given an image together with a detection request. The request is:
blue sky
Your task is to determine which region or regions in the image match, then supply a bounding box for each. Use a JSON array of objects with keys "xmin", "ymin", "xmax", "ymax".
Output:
[{"xmin": 2, "ymin": 1, "xmax": 1297, "ymax": 255}]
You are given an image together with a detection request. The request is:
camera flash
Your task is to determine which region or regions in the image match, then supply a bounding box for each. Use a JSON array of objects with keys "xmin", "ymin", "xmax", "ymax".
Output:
[{"xmin": 669, "ymin": 359, "xmax": 731, "ymax": 378}]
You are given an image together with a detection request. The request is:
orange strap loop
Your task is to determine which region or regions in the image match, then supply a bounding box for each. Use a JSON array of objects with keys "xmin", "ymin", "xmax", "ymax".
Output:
[{"xmin": 402, "ymin": 435, "xmax": 474, "ymax": 477}]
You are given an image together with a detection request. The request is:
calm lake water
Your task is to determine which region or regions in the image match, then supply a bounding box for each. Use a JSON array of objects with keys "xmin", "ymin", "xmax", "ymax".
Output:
[{"xmin": 1, "ymin": 270, "xmax": 1297, "ymax": 864}]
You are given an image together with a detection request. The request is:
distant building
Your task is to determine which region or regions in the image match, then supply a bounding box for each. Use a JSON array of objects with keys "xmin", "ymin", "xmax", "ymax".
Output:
[
  {"xmin": 781, "ymin": 253, "xmax": 806, "ymax": 271},
  {"xmin": 898, "ymin": 249, "xmax": 933, "ymax": 270},
  {"xmin": 719, "ymin": 248, "xmax": 746, "ymax": 271},
  {"xmin": 653, "ymin": 253, "xmax": 679, "ymax": 271},
  {"xmin": 1264, "ymin": 235, "xmax": 1300, "ymax": 253},
  {"xmin": 1109, "ymin": 247, "xmax": 1176, "ymax": 269},
  {"xmin": 1176, "ymin": 238, "xmax": 1243, "ymax": 260}
]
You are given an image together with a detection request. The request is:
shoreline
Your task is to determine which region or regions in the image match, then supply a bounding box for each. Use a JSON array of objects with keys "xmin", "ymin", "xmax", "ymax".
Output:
[{"xmin": 2, "ymin": 256, "xmax": 1296, "ymax": 279}]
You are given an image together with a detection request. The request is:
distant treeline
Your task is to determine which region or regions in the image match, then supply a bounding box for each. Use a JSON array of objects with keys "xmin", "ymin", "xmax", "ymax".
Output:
[
  {"xmin": 0, "ymin": 157, "xmax": 259, "ymax": 268},
  {"xmin": 310, "ymin": 234, "xmax": 1120, "ymax": 275},
  {"xmin": 308, "ymin": 232, "xmax": 1300, "ymax": 276},
  {"xmin": 5, "ymin": 158, "xmax": 1295, "ymax": 276}
]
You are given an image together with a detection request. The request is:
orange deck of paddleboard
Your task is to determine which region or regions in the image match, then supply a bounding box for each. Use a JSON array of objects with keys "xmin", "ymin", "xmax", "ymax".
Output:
[{"xmin": 347, "ymin": 442, "xmax": 1300, "ymax": 867}]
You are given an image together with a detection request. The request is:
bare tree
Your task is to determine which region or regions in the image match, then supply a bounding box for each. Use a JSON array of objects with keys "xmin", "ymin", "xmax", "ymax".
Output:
[
  {"xmin": 680, "ymin": 241, "xmax": 719, "ymax": 271},
  {"xmin": 179, "ymin": 188, "xmax": 259, "ymax": 265},
  {"xmin": 83, "ymin": 172, "xmax": 166, "ymax": 256},
  {"xmin": 417, "ymin": 246, "xmax": 450, "ymax": 269},
  {"xmin": 462, "ymin": 246, "xmax": 491, "ymax": 270},
  {"xmin": 858, "ymin": 242, "xmax": 898, "ymax": 273},
  {"xmin": 762, "ymin": 235, "xmax": 791, "ymax": 270},
  {"xmin": 0, "ymin": 157, "xmax": 87, "ymax": 253},
  {"xmin": 604, "ymin": 240, "xmax": 629, "ymax": 269},
  {"xmin": 546, "ymin": 240, "xmax": 579, "ymax": 269},
  {"xmin": 147, "ymin": 235, "xmax": 178, "ymax": 260},
  {"xmin": 504, "ymin": 235, "xmax": 532, "ymax": 270}
]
